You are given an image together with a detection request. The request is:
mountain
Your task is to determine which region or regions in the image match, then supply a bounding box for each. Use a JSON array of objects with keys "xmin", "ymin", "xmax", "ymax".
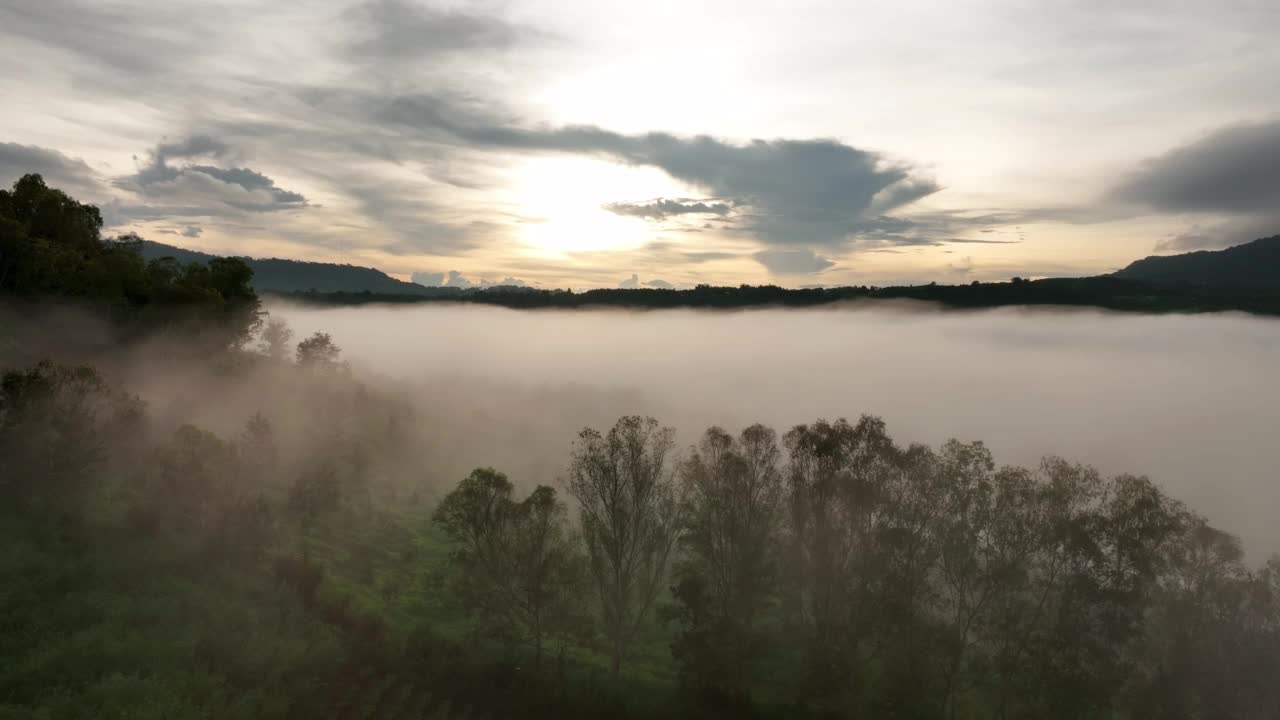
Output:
[
  {"xmin": 1112, "ymin": 235, "xmax": 1280, "ymax": 289},
  {"xmin": 139, "ymin": 241, "xmax": 439, "ymax": 295}
]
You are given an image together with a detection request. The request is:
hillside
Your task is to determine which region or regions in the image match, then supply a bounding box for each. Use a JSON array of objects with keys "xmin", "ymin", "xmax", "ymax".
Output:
[
  {"xmin": 1113, "ymin": 235, "xmax": 1280, "ymax": 289},
  {"xmin": 140, "ymin": 241, "xmax": 440, "ymax": 295}
]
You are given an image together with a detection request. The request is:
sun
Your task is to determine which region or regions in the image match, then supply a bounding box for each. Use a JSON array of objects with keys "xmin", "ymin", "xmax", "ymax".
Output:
[{"xmin": 507, "ymin": 156, "xmax": 684, "ymax": 255}]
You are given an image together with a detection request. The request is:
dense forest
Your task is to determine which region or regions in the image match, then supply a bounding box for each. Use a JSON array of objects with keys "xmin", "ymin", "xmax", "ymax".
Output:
[{"xmin": 3, "ymin": 174, "xmax": 1279, "ymax": 719}]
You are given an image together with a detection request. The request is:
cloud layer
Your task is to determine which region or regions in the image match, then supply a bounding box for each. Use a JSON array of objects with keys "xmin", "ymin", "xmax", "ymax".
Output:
[{"xmin": 1112, "ymin": 119, "xmax": 1280, "ymax": 250}]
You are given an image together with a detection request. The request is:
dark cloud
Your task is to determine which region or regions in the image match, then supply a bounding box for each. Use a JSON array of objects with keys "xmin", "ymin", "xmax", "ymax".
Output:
[
  {"xmin": 371, "ymin": 93, "xmax": 941, "ymax": 250},
  {"xmin": 116, "ymin": 138, "xmax": 307, "ymax": 214},
  {"xmin": 1110, "ymin": 119, "xmax": 1280, "ymax": 252},
  {"xmin": 1112, "ymin": 119, "xmax": 1280, "ymax": 214},
  {"xmin": 189, "ymin": 166, "xmax": 306, "ymax": 205},
  {"xmin": 603, "ymin": 197, "xmax": 734, "ymax": 221},
  {"xmin": 752, "ymin": 248, "xmax": 836, "ymax": 274},
  {"xmin": 0, "ymin": 141, "xmax": 103, "ymax": 195},
  {"xmin": 1153, "ymin": 214, "xmax": 1280, "ymax": 253},
  {"xmin": 345, "ymin": 0, "xmax": 527, "ymax": 61},
  {"xmin": 0, "ymin": 1, "xmax": 199, "ymax": 76}
]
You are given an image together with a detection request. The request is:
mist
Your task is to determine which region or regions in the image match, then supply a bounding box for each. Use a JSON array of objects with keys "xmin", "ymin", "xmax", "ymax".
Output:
[{"xmin": 270, "ymin": 300, "xmax": 1280, "ymax": 555}]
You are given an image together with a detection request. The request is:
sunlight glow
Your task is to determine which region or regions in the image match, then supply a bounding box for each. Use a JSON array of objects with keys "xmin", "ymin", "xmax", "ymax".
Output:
[{"xmin": 507, "ymin": 156, "xmax": 686, "ymax": 256}]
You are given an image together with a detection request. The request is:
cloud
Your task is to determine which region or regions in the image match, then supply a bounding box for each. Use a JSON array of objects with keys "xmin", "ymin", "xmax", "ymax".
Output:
[
  {"xmin": 0, "ymin": 141, "xmax": 104, "ymax": 196},
  {"xmin": 752, "ymin": 248, "xmax": 836, "ymax": 274},
  {"xmin": 158, "ymin": 224, "xmax": 203, "ymax": 238},
  {"xmin": 618, "ymin": 273, "xmax": 676, "ymax": 289},
  {"xmin": 344, "ymin": 0, "xmax": 529, "ymax": 62},
  {"xmin": 944, "ymin": 256, "xmax": 976, "ymax": 278},
  {"xmin": 474, "ymin": 275, "xmax": 529, "ymax": 288},
  {"xmin": 116, "ymin": 137, "xmax": 307, "ymax": 214},
  {"xmin": 604, "ymin": 197, "xmax": 734, "ymax": 221},
  {"xmin": 188, "ymin": 166, "xmax": 306, "ymax": 205},
  {"xmin": 0, "ymin": 1, "xmax": 203, "ymax": 77},
  {"xmin": 411, "ymin": 271, "xmax": 446, "ymax": 287},
  {"xmin": 444, "ymin": 270, "xmax": 472, "ymax": 288},
  {"xmin": 1111, "ymin": 119, "xmax": 1280, "ymax": 251},
  {"xmin": 1153, "ymin": 215, "xmax": 1280, "ymax": 253},
  {"xmin": 413, "ymin": 270, "xmax": 528, "ymax": 288},
  {"xmin": 371, "ymin": 94, "xmax": 941, "ymax": 248},
  {"xmin": 1112, "ymin": 119, "xmax": 1280, "ymax": 214}
]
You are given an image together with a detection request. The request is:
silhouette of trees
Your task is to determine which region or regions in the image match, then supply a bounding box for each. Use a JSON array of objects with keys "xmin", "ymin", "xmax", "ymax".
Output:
[
  {"xmin": 566, "ymin": 415, "xmax": 682, "ymax": 676},
  {"xmin": 296, "ymin": 331, "xmax": 341, "ymax": 368},
  {"xmin": 434, "ymin": 469, "xmax": 584, "ymax": 667},
  {"xmin": 259, "ymin": 317, "xmax": 295, "ymax": 360},
  {"xmin": 667, "ymin": 424, "xmax": 785, "ymax": 699},
  {"xmin": 3, "ymin": 173, "xmax": 1279, "ymax": 720},
  {"xmin": 0, "ymin": 361, "xmax": 142, "ymax": 514},
  {"xmin": 0, "ymin": 174, "xmax": 263, "ymax": 346}
]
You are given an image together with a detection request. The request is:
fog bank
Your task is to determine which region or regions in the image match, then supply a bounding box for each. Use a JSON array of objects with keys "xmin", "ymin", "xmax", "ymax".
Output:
[{"xmin": 270, "ymin": 301, "xmax": 1280, "ymax": 555}]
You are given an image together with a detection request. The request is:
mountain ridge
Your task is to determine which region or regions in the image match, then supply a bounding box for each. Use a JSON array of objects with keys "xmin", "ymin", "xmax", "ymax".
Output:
[
  {"xmin": 1112, "ymin": 235, "xmax": 1280, "ymax": 289},
  {"xmin": 139, "ymin": 241, "xmax": 440, "ymax": 295}
]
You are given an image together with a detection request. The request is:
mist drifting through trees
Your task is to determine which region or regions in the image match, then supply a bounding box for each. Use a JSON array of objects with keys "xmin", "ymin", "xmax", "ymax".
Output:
[
  {"xmin": 3, "ymin": 175, "xmax": 1279, "ymax": 718},
  {"xmin": 268, "ymin": 301, "xmax": 1280, "ymax": 557}
]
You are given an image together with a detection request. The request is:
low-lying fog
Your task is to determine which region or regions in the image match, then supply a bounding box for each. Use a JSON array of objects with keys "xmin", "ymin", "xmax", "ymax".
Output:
[{"xmin": 271, "ymin": 301, "xmax": 1280, "ymax": 555}]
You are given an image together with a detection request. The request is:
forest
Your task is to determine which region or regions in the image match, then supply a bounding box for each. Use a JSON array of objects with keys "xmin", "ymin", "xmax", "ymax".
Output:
[{"xmin": 3, "ymin": 174, "xmax": 1279, "ymax": 720}]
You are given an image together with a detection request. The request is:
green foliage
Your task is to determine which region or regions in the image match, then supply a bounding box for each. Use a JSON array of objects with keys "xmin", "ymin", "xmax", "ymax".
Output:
[
  {"xmin": 0, "ymin": 174, "xmax": 263, "ymax": 347},
  {"xmin": 567, "ymin": 416, "xmax": 682, "ymax": 677},
  {"xmin": 433, "ymin": 470, "xmax": 587, "ymax": 668},
  {"xmin": 666, "ymin": 425, "xmax": 785, "ymax": 700},
  {"xmin": 2, "ymin": 333, "xmax": 1279, "ymax": 719},
  {"xmin": 0, "ymin": 361, "xmax": 143, "ymax": 513}
]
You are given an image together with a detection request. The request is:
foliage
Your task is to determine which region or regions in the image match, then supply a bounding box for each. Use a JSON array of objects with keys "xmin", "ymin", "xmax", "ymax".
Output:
[
  {"xmin": 0, "ymin": 174, "xmax": 263, "ymax": 347},
  {"xmin": 566, "ymin": 416, "xmax": 683, "ymax": 677},
  {"xmin": 1, "ymin": 174, "xmax": 1278, "ymax": 718},
  {"xmin": 296, "ymin": 331, "xmax": 342, "ymax": 368},
  {"xmin": 433, "ymin": 470, "xmax": 586, "ymax": 668}
]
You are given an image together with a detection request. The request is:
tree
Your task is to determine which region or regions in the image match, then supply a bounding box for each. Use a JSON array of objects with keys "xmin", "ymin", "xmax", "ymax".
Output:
[
  {"xmin": 239, "ymin": 412, "xmax": 278, "ymax": 481},
  {"xmin": 565, "ymin": 415, "xmax": 681, "ymax": 676},
  {"xmin": 259, "ymin": 317, "xmax": 295, "ymax": 360},
  {"xmin": 668, "ymin": 424, "xmax": 785, "ymax": 698},
  {"xmin": 782, "ymin": 416, "xmax": 899, "ymax": 702},
  {"xmin": 508, "ymin": 485, "xmax": 587, "ymax": 670},
  {"xmin": 433, "ymin": 469, "xmax": 584, "ymax": 667},
  {"xmin": 296, "ymin": 331, "xmax": 341, "ymax": 367},
  {"xmin": 0, "ymin": 362, "xmax": 143, "ymax": 514}
]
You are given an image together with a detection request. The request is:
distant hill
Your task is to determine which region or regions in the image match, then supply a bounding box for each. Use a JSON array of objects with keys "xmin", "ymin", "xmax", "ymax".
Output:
[
  {"xmin": 138, "ymin": 235, "xmax": 1280, "ymax": 318},
  {"xmin": 1113, "ymin": 235, "xmax": 1280, "ymax": 289},
  {"xmin": 140, "ymin": 241, "xmax": 439, "ymax": 295}
]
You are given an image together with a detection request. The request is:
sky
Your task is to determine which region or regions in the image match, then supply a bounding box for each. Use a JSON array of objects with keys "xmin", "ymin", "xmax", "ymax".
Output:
[{"xmin": 2, "ymin": 0, "xmax": 1278, "ymax": 289}]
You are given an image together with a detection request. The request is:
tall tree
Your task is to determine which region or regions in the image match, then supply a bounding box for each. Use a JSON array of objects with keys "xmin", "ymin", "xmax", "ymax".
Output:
[
  {"xmin": 669, "ymin": 424, "xmax": 784, "ymax": 698},
  {"xmin": 434, "ymin": 470, "xmax": 583, "ymax": 666},
  {"xmin": 565, "ymin": 415, "xmax": 681, "ymax": 676}
]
